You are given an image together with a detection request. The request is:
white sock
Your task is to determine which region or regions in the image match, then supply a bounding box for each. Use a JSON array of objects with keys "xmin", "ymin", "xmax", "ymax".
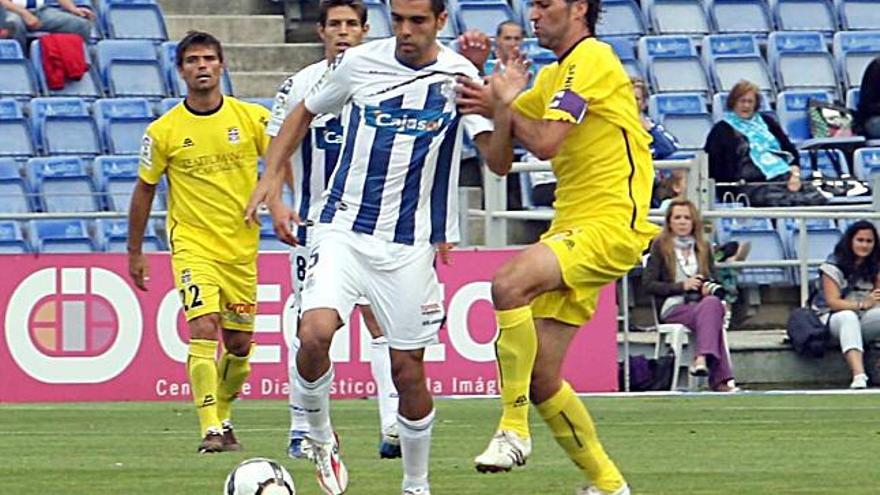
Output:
[
  {"xmin": 398, "ymin": 409, "xmax": 435, "ymax": 491},
  {"xmin": 288, "ymin": 335, "xmax": 309, "ymax": 433},
  {"xmin": 370, "ymin": 336, "xmax": 399, "ymax": 432},
  {"xmin": 293, "ymin": 361, "xmax": 335, "ymax": 444}
]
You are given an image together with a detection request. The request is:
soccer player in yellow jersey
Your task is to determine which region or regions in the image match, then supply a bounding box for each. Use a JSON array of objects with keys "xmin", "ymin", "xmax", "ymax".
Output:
[
  {"xmin": 457, "ymin": 1, "xmax": 659, "ymax": 493},
  {"xmin": 127, "ymin": 31, "xmax": 270, "ymax": 454}
]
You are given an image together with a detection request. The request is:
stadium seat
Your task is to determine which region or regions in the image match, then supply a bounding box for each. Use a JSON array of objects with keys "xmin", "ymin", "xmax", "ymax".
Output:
[
  {"xmin": 0, "ymin": 40, "xmax": 39, "ymax": 100},
  {"xmin": 638, "ymin": 36, "xmax": 711, "ymax": 94},
  {"xmin": 29, "ymin": 97, "xmax": 102, "ymax": 155},
  {"xmin": 707, "ymin": 0, "xmax": 774, "ymax": 36},
  {"xmin": 96, "ymin": 40, "xmax": 167, "ymax": 99},
  {"xmin": 364, "ymin": 0, "xmax": 392, "ymax": 39},
  {"xmin": 98, "ymin": 218, "xmax": 164, "ymax": 252},
  {"xmin": 604, "ymin": 36, "xmax": 642, "ymax": 78},
  {"xmin": 853, "ymin": 147, "xmax": 880, "ymax": 179},
  {"xmin": 0, "ymin": 220, "xmax": 29, "ymax": 253},
  {"xmin": 99, "ymin": 0, "xmax": 168, "ymax": 41},
  {"xmin": 775, "ymin": 90, "xmax": 834, "ymax": 142},
  {"xmin": 836, "ymin": 0, "xmax": 880, "ymax": 30},
  {"xmin": 786, "ymin": 224, "xmax": 841, "ymax": 281},
  {"xmin": 644, "ymin": 0, "xmax": 713, "ymax": 36},
  {"xmin": 0, "ymin": 98, "xmax": 35, "ymax": 158},
  {"xmin": 846, "ymin": 87, "xmax": 860, "ymax": 110},
  {"xmin": 159, "ymin": 41, "xmax": 234, "ymax": 98},
  {"xmin": 702, "ymin": 34, "xmax": 774, "ymax": 95},
  {"xmin": 798, "ymin": 148, "xmax": 851, "ymax": 177},
  {"xmin": 0, "ymin": 159, "xmax": 31, "ymax": 214},
  {"xmin": 649, "ymin": 93, "xmax": 713, "ymax": 149},
  {"xmin": 29, "ymin": 219, "xmax": 98, "ymax": 253},
  {"xmin": 727, "ymin": 229, "xmax": 791, "ymax": 285},
  {"xmin": 768, "ymin": 31, "xmax": 839, "ymax": 94},
  {"xmin": 711, "ymin": 91, "xmax": 773, "ymax": 121},
  {"xmin": 771, "ymin": 0, "xmax": 838, "ymax": 35},
  {"xmin": 30, "ymin": 39, "xmax": 102, "ymax": 100},
  {"xmin": 456, "ymin": 1, "xmax": 515, "ymax": 34},
  {"xmin": 94, "ymin": 154, "xmax": 164, "ymax": 211},
  {"xmin": 833, "ymin": 31, "xmax": 880, "ymax": 89},
  {"xmin": 93, "ymin": 98, "xmax": 154, "ymax": 154},
  {"xmin": 596, "ymin": 0, "xmax": 646, "ymax": 38},
  {"xmin": 27, "ymin": 157, "xmax": 101, "ymax": 212},
  {"xmin": 158, "ymin": 97, "xmax": 181, "ymax": 115},
  {"xmin": 259, "ymin": 221, "xmax": 289, "ymax": 251}
]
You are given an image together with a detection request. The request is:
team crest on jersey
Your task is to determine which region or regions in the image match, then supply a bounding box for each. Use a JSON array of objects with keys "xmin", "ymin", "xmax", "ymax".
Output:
[
  {"xmin": 227, "ymin": 126, "xmax": 240, "ymax": 144},
  {"xmin": 140, "ymin": 135, "xmax": 153, "ymax": 165},
  {"xmin": 182, "ymin": 137, "xmax": 194, "ymax": 148}
]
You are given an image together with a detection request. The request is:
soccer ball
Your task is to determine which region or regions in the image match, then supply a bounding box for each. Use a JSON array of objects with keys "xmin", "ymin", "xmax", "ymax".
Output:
[{"xmin": 223, "ymin": 458, "xmax": 296, "ymax": 495}]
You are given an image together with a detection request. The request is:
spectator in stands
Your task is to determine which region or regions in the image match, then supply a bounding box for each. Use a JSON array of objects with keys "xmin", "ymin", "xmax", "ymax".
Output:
[
  {"xmin": 813, "ymin": 220, "xmax": 880, "ymax": 389},
  {"xmin": 1, "ymin": 0, "xmax": 93, "ymax": 50},
  {"xmin": 704, "ymin": 80, "xmax": 825, "ymax": 207},
  {"xmin": 494, "ymin": 20, "xmax": 523, "ymax": 66},
  {"xmin": 632, "ymin": 77, "xmax": 678, "ymax": 160},
  {"xmin": 855, "ymin": 55, "xmax": 880, "ymax": 139},
  {"xmin": 643, "ymin": 198, "xmax": 738, "ymax": 392},
  {"xmin": 0, "ymin": 3, "xmax": 14, "ymax": 39},
  {"xmin": 457, "ymin": 21, "xmax": 527, "ymax": 77}
]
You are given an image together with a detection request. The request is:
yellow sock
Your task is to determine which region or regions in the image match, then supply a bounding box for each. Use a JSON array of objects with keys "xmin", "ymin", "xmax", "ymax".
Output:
[
  {"xmin": 216, "ymin": 343, "xmax": 254, "ymax": 423},
  {"xmin": 187, "ymin": 339, "xmax": 220, "ymax": 436},
  {"xmin": 536, "ymin": 381, "xmax": 626, "ymax": 493},
  {"xmin": 495, "ymin": 306, "xmax": 537, "ymax": 439}
]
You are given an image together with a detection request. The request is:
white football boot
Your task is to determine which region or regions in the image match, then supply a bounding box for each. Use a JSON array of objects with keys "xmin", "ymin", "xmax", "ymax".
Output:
[
  {"xmin": 308, "ymin": 434, "xmax": 348, "ymax": 495},
  {"xmin": 577, "ymin": 484, "xmax": 631, "ymax": 495},
  {"xmin": 474, "ymin": 430, "xmax": 532, "ymax": 472}
]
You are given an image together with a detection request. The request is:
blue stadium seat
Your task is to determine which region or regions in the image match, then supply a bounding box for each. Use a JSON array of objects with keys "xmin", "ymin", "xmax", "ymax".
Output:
[
  {"xmin": 0, "ymin": 40, "xmax": 39, "ymax": 100},
  {"xmin": 798, "ymin": 148, "xmax": 850, "ymax": 177},
  {"xmin": 95, "ymin": 154, "xmax": 161, "ymax": 212},
  {"xmin": 846, "ymin": 87, "xmax": 860, "ymax": 110},
  {"xmin": 27, "ymin": 157, "xmax": 101, "ymax": 212},
  {"xmin": 93, "ymin": 98, "xmax": 154, "ymax": 154},
  {"xmin": 638, "ymin": 36, "xmax": 711, "ymax": 94},
  {"xmin": 645, "ymin": 0, "xmax": 713, "ymax": 36},
  {"xmin": 29, "ymin": 97, "xmax": 102, "ymax": 155},
  {"xmin": 0, "ymin": 159, "xmax": 31, "ymax": 214},
  {"xmin": 649, "ymin": 93, "xmax": 713, "ymax": 149},
  {"xmin": 456, "ymin": 1, "xmax": 515, "ymax": 34},
  {"xmin": 853, "ymin": 147, "xmax": 880, "ymax": 179},
  {"xmin": 836, "ymin": 0, "xmax": 880, "ymax": 30},
  {"xmin": 702, "ymin": 34, "xmax": 774, "ymax": 95},
  {"xmin": 30, "ymin": 39, "xmax": 102, "ymax": 100},
  {"xmin": 0, "ymin": 220, "xmax": 29, "ymax": 253},
  {"xmin": 712, "ymin": 91, "xmax": 773, "ymax": 121},
  {"xmin": 96, "ymin": 40, "xmax": 166, "ymax": 99},
  {"xmin": 29, "ymin": 219, "xmax": 98, "ymax": 252},
  {"xmin": 604, "ymin": 36, "xmax": 642, "ymax": 78},
  {"xmin": 99, "ymin": 0, "xmax": 168, "ymax": 41},
  {"xmin": 0, "ymin": 98, "xmax": 35, "ymax": 158},
  {"xmin": 98, "ymin": 218, "xmax": 164, "ymax": 252},
  {"xmin": 771, "ymin": 0, "xmax": 838, "ymax": 35},
  {"xmin": 596, "ymin": 0, "xmax": 646, "ymax": 38},
  {"xmin": 260, "ymin": 221, "xmax": 289, "ymax": 251},
  {"xmin": 364, "ymin": 0, "xmax": 392, "ymax": 39},
  {"xmin": 728, "ymin": 229, "xmax": 791, "ymax": 285},
  {"xmin": 158, "ymin": 97, "xmax": 181, "ymax": 115},
  {"xmin": 787, "ymin": 225, "xmax": 841, "ymax": 281},
  {"xmin": 708, "ymin": 0, "xmax": 774, "ymax": 36},
  {"xmin": 768, "ymin": 31, "xmax": 839, "ymax": 94},
  {"xmin": 159, "ymin": 41, "xmax": 233, "ymax": 98},
  {"xmin": 833, "ymin": 31, "xmax": 880, "ymax": 89},
  {"xmin": 775, "ymin": 90, "xmax": 834, "ymax": 142}
]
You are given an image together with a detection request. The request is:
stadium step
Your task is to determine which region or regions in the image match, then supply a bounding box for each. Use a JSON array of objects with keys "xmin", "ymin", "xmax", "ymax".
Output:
[
  {"xmin": 224, "ymin": 43, "xmax": 323, "ymax": 73},
  {"xmin": 165, "ymin": 15, "xmax": 285, "ymax": 44},
  {"xmin": 158, "ymin": 0, "xmax": 281, "ymax": 16},
  {"xmin": 229, "ymin": 72, "xmax": 295, "ymax": 98}
]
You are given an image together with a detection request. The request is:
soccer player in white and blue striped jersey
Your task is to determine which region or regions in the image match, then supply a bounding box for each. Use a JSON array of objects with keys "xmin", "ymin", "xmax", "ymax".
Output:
[
  {"xmin": 268, "ymin": 0, "xmax": 402, "ymax": 463},
  {"xmin": 246, "ymin": 1, "xmax": 512, "ymax": 492}
]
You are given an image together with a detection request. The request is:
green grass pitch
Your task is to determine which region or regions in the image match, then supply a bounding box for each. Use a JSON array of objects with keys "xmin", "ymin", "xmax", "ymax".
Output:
[{"xmin": 2, "ymin": 394, "xmax": 880, "ymax": 494}]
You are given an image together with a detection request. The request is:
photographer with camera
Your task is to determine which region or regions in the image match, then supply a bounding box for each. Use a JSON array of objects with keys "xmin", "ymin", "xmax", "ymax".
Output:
[{"xmin": 643, "ymin": 199, "xmax": 738, "ymax": 392}]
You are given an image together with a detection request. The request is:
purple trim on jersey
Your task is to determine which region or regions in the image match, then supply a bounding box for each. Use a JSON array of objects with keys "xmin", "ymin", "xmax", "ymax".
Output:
[{"xmin": 550, "ymin": 90, "xmax": 587, "ymax": 123}]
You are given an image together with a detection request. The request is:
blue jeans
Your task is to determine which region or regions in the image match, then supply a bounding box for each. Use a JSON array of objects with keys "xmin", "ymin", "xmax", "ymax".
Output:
[{"xmin": 5, "ymin": 6, "xmax": 90, "ymax": 51}]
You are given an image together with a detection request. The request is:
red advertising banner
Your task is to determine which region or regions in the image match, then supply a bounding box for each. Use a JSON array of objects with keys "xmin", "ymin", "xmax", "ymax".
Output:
[{"xmin": 0, "ymin": 250, "xmax": 617, "ymax": 403}]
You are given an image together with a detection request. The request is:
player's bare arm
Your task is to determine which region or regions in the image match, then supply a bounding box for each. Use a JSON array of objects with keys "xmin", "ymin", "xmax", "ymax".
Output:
[{"xmin": 126, "ymin": 178, "xmax": 157, "ymax": 291}]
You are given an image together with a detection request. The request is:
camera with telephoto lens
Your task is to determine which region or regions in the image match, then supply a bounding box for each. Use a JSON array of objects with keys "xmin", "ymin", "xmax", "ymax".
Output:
[{"xmin": 684, "ymin": 274, "xmax": 727, "ymax": 303}]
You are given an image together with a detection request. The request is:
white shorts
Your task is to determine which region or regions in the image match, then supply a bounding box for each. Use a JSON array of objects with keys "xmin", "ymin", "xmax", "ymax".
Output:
[
  {"xmin": 290, "ymin": 227, "xmax": 369, "ymax": 309},
  {"xmin": 300, "ymin": 224, "xmax": 444, "ymax": 350}
]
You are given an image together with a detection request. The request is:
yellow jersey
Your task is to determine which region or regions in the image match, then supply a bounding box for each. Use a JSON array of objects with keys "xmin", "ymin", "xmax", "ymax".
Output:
[
  {"xmin": 139, "ymin": 97, "xmax": 270, "ymax": 263},
  {"xmin": 513, "ymin": 37, "xmax": 657, "ymax": 237}
]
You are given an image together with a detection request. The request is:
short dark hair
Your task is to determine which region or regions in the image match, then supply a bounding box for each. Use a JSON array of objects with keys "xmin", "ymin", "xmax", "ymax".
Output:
[
  {"xmin": 390, "ymin": 0, "xmax": 446, "ymax": 16},
  {"xmin": 496, "ymin": 20, "xmax": 522, "ymax": 37},
  {"xmin": 319, "ymin": 0, "xmax": 368, "ymax": 26},
  {"xmin": 176, "ymin": 31, "xmax": 223, "ymax": 68},
  {"xmin": 565, "ymin": 0, "xmax": 601, "ymax": 35}
]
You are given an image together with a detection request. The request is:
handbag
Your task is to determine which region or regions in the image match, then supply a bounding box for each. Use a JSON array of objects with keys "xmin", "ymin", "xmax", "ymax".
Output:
[
  {"xmin": 786, "ymin": 279, "xmax": 830, "ymax": 358},
  {"xmin": 808, "ymin": 99, "xmax": 855, "ymax": 138}
]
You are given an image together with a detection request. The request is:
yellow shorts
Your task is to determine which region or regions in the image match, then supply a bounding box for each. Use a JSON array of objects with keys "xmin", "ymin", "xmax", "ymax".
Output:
[
  {"xmin": 171, "ymin": 253, "xmax": 257, "ymax": 331},
  {"xmin": 531, "ymin": 223, "xmax": 653, "ymax": 327}
]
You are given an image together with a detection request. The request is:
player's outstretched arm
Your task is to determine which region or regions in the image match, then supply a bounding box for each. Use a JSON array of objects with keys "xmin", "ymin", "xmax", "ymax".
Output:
[{"xmin": 126, "ymin": 179, "xmax": 156, "ymax": 291}]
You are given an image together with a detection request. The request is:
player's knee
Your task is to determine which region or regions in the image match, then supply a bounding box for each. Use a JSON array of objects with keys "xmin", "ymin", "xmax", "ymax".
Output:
[
  {"xmin": 223, "ymin": 330, "xmax": 252, "ymax": 357},
  {"xmin": 491, "ymin": 267, "xmax": 529, "ymax": 308},
  {"xmin": 189, "ymin": 314, "xmax": 221, "ymax": 340},
  {"xmin": 391, "ymin": 354, "xmax": 425, "ymax": 393},
  {"xmin": 297, "ymin": 315, "xmax": 335, "ymax": 356}
]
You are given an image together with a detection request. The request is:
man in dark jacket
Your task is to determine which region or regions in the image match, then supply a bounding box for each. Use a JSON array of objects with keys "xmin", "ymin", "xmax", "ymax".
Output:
[{"xmin": 856, "ymin": 56, "xmax": 880, "ymax": 139}]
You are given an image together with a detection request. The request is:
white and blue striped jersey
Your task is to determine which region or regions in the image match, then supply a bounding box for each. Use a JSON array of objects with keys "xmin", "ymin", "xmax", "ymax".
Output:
[
  {"xmin": 267, "ymin": 61, "xmax": 343, "ymax": 246},
  {"xmin": 304, "ymin": 37, "xmax": 493, "ymax": 246}
]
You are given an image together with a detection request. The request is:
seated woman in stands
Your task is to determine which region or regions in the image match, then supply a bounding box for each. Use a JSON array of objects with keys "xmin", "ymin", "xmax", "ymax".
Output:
[
  {"xmin": 814, "ymin": 220, "xmax": 880, "ymax": 389},
  {"xmin": 704, "ymin": 80, "xmax": 826, "ymax": 207},
  {"xmin": 643, "ymin": 198, "xmax": 738, "ymax": 391}
]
